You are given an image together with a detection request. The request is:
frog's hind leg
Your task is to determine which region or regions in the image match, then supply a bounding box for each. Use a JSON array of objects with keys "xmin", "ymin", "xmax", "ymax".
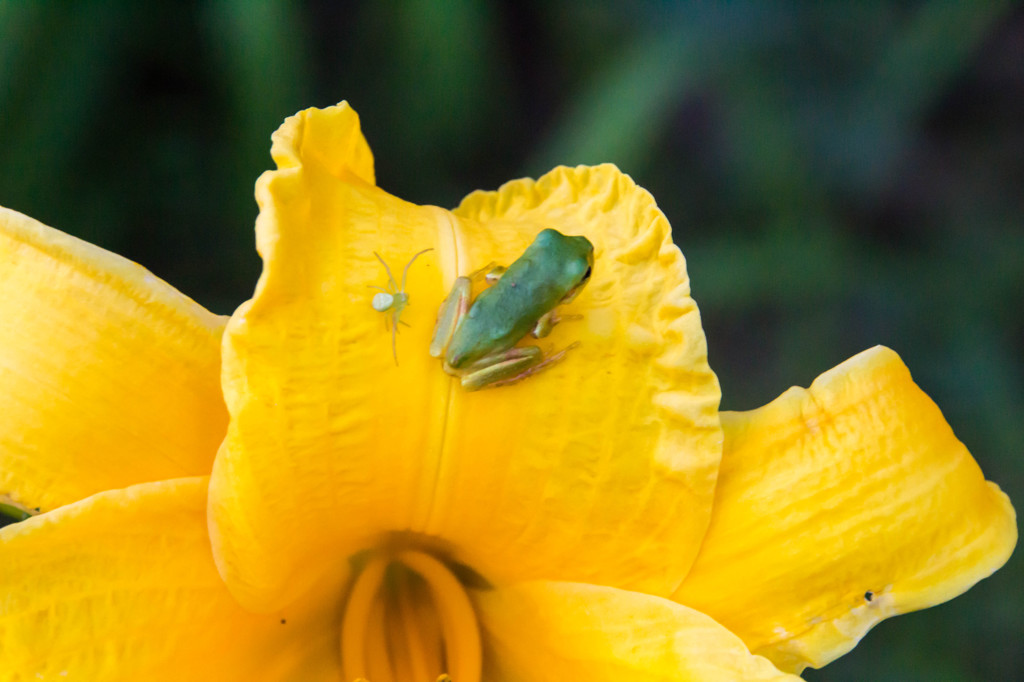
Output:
[
  {"xmin": 482, "ymin": 342, "xmax": 581, "ymax": 390},
  {"xmin": 459, "ymin": 345, "xmax": 540, "ymax": 391}
]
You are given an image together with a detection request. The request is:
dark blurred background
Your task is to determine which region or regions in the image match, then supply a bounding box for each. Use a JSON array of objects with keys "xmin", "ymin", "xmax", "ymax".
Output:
[{"xmin": 1, "ymin": 2, "xmax": 1021, "ymax": 679}]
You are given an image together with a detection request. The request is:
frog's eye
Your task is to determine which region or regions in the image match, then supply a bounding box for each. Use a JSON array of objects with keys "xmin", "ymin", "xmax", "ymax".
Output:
[{"xmin": 559, "ymin": 264, "xmax": 593, "ymax": 304}]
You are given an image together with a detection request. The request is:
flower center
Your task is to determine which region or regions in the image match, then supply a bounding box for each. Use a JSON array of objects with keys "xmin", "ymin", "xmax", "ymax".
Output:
[{"xmin": 341, "ymin": 549, "xmax": 481, "ymax": 682}]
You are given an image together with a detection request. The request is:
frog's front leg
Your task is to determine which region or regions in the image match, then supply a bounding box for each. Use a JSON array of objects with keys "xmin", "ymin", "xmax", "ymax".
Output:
[
  {"xmin": 530, "ymin": 309, "xmax": 583, "ymax": 339},
  {"xmin": 429, "ymin": 276, "xmax": 472, "ymax": 359},
  {"xmin": 429, "ymin": 261, "xmax": 500, "ymax": 358}
]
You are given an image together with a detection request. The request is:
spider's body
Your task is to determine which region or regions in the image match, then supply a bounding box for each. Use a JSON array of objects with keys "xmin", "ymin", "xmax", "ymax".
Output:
[{"xmin": 369, "ymin": 248, "xmax": 432, "ymax": 364}]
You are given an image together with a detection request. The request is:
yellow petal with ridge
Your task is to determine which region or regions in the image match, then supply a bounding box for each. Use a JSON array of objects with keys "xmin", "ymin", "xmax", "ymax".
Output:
[
  {"xmin": 673, "ymin": 346, "xmax": 1016, "ymax": 673},
  {"xmin": 475, "ymin": 580, "xmax": 802, "ymax": 681},
  {"xmin": 0, "ymin": 206, "xmax": 227, "ymax": 513},
  {"xmin": 208, "ymin": 103, "xmax": 452, "ymax": 612},
  {"xmin": 0, "ymin": 477, "xmax": 342, "ymax": 681},
  {"xmin": 208, "ymin": 103, "xmax": 722, "ymax": 613}
]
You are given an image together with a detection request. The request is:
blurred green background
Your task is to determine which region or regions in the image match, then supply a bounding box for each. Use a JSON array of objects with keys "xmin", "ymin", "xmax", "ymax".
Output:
[{"xmin": 1, "ymin": 1, "xmax": 1021, "ymax": 679}]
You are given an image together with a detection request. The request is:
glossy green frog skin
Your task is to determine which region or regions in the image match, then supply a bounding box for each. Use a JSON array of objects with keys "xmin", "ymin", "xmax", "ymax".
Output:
[{"xmin": 429, "ymin": 228, "xmax": 594, "ymax": 390}]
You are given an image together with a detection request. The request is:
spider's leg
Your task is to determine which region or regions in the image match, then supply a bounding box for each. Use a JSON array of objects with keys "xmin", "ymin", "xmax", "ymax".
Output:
[
  {"xmin": 374, "ymin": 252, "xmax": 400, "ymax": 291},
  {"xmin": 390, "ymin": 315, "xmax": 399, "ymax": 365},
  {"xmin": 400, "ymin": 248, "xmax": 433, "ymax": 291}
]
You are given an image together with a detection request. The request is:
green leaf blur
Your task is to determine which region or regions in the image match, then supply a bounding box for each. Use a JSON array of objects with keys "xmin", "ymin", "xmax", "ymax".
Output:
[{"xmin": 1, "ymin": 2, "xmax": 1020, "ymax": 679}]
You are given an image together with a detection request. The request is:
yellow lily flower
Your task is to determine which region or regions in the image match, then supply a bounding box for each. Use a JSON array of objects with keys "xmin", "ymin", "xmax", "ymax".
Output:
[{"xmin": 0, "ymin": 102, "xmax": 1015, "ymax": 681}]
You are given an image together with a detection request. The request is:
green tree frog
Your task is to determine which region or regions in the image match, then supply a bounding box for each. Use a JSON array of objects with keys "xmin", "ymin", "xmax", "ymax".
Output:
[{"xmin": 429, "ymin": 228, "xmax": 594, "ymax": 390}]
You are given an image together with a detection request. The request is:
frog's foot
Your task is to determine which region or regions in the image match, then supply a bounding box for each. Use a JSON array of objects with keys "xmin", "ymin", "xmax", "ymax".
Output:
[
  {"xmin": 531, "ymin": 310, "xmax": 584, "ymax": 339},
  {"xmin": 485, "ymin": 341, "xmax": 581, "ymax": 390},
  {"xmin": 467, "ymin": 261, "xmax": 500, "ymax": 282},
  {"xmin": 483, "ymin": 264, "xmax": 507, "ymax": 285}
]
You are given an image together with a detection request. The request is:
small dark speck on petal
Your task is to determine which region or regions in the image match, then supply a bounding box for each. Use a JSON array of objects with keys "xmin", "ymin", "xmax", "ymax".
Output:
[
  {"xmin": 280, "ymin": 619, "xmax": 287, "ymax": 624},
  {"xmin": 864, "ymin": 591, "xmax": 874, "ymax": 602}
]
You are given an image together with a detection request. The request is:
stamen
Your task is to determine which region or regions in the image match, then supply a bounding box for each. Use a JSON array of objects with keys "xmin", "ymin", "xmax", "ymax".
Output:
[
  {"xmin": 397, "ymin": 551, "xmax": 482, "ymax": 682},
  {"xmin": 396, "ymin": 568, "xmax": 434, "ymax": 682},
  {"xmin": 367, "ymin": 591, "xmax": 394, "ymax": 682},
  {"xmin": 340, "ymin": 550, "xmax": 481, "ymax": 682},
  {"xmin": 385, "ymin": 588, "xmax": 414, "ymax": 682},
  {"xmin": 341, "ymin": 556, "xmax": 388, "ymax": 681},
  {"xmin": 415, "ymin": 574, "xmax": 444, "ymax": 676}
]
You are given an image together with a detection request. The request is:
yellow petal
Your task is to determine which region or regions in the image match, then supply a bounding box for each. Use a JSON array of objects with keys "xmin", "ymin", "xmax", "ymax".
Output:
[
  {"xmin": 0, "ymin": 207, "xmax": 228, "ymax": 512},
  {"xmin": 673, "ymin": 346, "xmax": 1017, "ymax": 673},
  {"xmin": 209, "ymin": 103, "xmax": 452, "ymax": 612},
  {"xmin": 439, "ymin": 167, "xmax": 722, "ymax": 593},
  {"xmin": 209, "ymin": 103, "xmax": 722, "ymax": 612},
  {"xmin": 474, "ymin": 580, "xmax": 802, "ymax": 681},
  {"xmin": 0, "ymin": 477, "xmax": 342, "ymax": 681}
]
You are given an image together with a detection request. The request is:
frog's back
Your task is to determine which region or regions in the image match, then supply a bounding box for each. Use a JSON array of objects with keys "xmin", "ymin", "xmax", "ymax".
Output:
[
  {"xmin": 446, "ymin": 230, "xmax": 592, "ymax": 367},
  {"xmin": 460, "ymin": 264, "xmax": 560, "ymax": 347}
]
